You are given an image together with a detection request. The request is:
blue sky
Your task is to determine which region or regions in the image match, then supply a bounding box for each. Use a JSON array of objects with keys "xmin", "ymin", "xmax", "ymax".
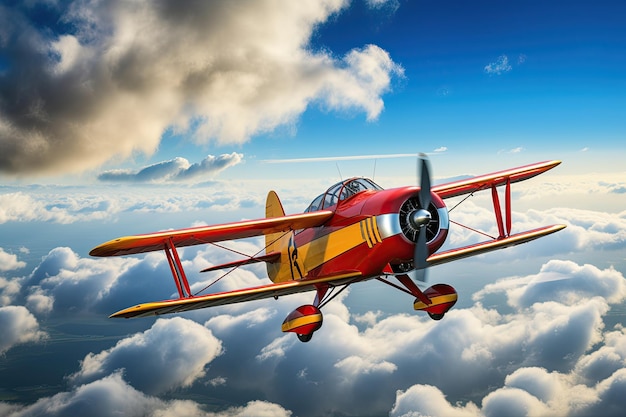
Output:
[{"xmin": 1, "ymin": 1, "xmax": 626, "ymax": 417}]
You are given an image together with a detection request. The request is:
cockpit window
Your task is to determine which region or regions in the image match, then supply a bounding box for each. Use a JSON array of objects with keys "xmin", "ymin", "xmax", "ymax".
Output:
[{"xmin": 304, "ymin": 178, "xmax": 383, "ymax": 212}]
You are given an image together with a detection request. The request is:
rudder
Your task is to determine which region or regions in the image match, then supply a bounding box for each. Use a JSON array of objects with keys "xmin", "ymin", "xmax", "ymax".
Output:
[{"xmin": 265, "ymin": 191, "xmax": 291, "ymax": 282}]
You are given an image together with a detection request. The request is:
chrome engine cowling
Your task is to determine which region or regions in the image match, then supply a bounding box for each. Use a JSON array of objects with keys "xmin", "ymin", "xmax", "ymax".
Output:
[{"xmin": 398, "ymin": 192, "xmax": 449, "ymax": 250}]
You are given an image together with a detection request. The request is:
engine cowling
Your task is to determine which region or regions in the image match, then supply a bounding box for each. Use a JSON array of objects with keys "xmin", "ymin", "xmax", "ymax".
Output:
[{"xmin": 399, "ymin": 191, "xmax": 449, "ymax": 253}]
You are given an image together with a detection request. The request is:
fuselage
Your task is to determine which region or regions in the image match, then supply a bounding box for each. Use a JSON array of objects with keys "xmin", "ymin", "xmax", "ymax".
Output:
[{"xmin": 270, "ymin": 178, "xmax": 448, "ymax": 283}]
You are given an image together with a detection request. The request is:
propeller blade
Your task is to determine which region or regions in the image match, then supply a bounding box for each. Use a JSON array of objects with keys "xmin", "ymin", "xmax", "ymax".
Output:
[
  {"xmin": 414, "ymin": 153, "xmax": 432, "ymax": 282},
  {"xmin": 413, "ymin": 225, "xmax": 428, "ymax": 281},
  {"xmin": 418, "ymin": 153, "xmax": 431, "ymax": 209}
]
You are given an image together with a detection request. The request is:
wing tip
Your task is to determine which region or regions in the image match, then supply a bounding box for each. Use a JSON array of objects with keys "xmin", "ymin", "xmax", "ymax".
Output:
[{"xmin": 109, "ymin": 304, "xmax": 149, "ymax": 319}]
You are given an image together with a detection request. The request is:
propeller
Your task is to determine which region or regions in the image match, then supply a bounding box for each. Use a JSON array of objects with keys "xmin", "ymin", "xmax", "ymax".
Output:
[{"xmin": 411, "ymin": 153, "xmax": 432, "ymax": 282}]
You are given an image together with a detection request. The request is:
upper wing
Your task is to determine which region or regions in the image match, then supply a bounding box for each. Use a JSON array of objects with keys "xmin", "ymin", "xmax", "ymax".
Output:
[
  {"xmin": 109, "ymin": 270, "xmax": 362, "ymax": 318},
  {"xmin": 433, "ymin": 160, "xmax": 561, "ymax": 199},
  {"xmin": 90, "ymin": 210, "xmax": 333, "ymax": 257}
]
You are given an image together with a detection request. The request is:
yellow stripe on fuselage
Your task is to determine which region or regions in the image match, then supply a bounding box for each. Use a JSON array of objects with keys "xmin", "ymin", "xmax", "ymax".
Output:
[{"xmin": 272, "ymin": 219, "xmax": 372, "ymax": 283}]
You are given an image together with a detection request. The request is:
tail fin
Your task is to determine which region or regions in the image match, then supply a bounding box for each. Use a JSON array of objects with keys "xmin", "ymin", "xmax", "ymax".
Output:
[{"xmin": 265, "ymin": 191, "xmax": 291, "ymax": 282}]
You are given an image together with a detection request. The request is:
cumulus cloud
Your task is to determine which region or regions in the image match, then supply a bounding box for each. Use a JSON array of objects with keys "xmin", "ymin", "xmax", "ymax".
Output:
[
  {"xmin": 484, "ymin": 54, "xmax": 512, "ymax": 75},
  {"xmin": 194, "ymin": 255, "xmax": 626, "ymax": 416},
  {"xmin": 98, "ymin": 153, "xmax": 243, "ymax": 183},
  {"xmin": 24, "ymin": 247, "xmax": 143, "ymax": 314},
  {"xmin": 0, "ymin": 277, "xmax": 21, "ymax": 306},
  {"xmin": 0, "ymin": 1, "xmax": 402, "ymax": 176},
  {"xmin": 70, "ymin": 317, "xmax": 223, "ymax": 395},
  {"xmin": 5, "ymin": 371, "xmax": 292, "ymax": 417},
  {"xmin": 2, "ymin": 226, "xmax": 626, "ymax": 416},
  {"xmin": 474, "ymin": 260, "xmax": 626, "ymax": 309},
  {"xmin": 390, "ymin": 384, "xmax": 480, "ymax": 417},
  {"xmin": 0, "ymin": 305, "xmax": 47, "ymax": 354},
  {"xmin": 442, "ymin": 199, "xmax": 626, "ymax": 262},
  {"xmin": 0, "ymin": 247, "xmax": 26, "ymax": 271},
  {"xmin": 391, "ymin": 359, "xmax": 626, "ymax": 417}
]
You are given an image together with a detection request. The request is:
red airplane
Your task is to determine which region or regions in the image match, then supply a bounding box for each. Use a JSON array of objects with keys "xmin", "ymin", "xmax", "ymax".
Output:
[{"xmin": 90, "ymin": 156, "xmax": 565, "ymax": 342}]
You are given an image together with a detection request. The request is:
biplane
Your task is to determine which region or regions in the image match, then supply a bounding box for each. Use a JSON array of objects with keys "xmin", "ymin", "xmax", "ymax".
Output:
[{"xmin": 91, "ymin": 156, "xmax": 565, "ymax": 342}]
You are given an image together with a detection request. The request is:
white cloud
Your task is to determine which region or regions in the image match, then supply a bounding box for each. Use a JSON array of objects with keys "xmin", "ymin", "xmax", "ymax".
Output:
[
  {"xmin": 0, "ymin": 247, "xmax": 26, "ymax": 271},
  {"xmin": 0, "ymin": 182, "xmax": 265, "ymax": 224},
  {"xmin": 474, "ymin": 260, "xmax": 626, "ymax": 309},
  {"xmin": 0, "ymin": 191, "xmax": 116, "ymax": 224},
  {"xmin": 0, "ymin": 305, "xmax": 47, "ymax": 354},
  {"xmin": 70, "ymin": 317, "xmax": 223, "ymax": 395},
  {"xmin": 192, "ymin": 255, "xmax": 625, "ymax": 416},
  {"xmin": 0, "ymin": 277, "xmax": 21, "ymax": 306},
  {"xmin": 25, "ymin": 247, "xmax": 143, "ymax": 315},
  {"xmin": 2, "ymin": 228, "xmax": 626, "ymax": 416},
  {"xmin": 390, "ymin": 384, "xmax": 480, "ymax": 417},
  {"xmin": 98, "ymin": 153, "xmax": 243, "ymax": 183},
  {"xmin": 1, "ymin": 175, "xmax": 625, "ymax": 416},
  {"xmin": 4, "ymin": 371, "xmax": 292, "ymax": 417},
  {"xmin": 484, "ymin": 55, "xmax": 512, "ymax": 75},
  {"xmin": 0, "ymin": 1, "xmax": 402, "ymax": 176}
]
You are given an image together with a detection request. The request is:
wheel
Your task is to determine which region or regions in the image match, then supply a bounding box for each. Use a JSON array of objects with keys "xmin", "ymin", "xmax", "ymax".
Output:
[
  {"xmin": 428, "ymin": 312, "xmax": 445, "ymax": 321},
  {"xmin": 297, "ymin": 333, "xmax": 313, "ymax": 343}
]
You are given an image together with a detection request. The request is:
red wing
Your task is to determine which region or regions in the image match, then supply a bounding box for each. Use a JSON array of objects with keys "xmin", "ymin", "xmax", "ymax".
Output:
[
  {"xmin": 427, "ymin": 224, "xmax": 566, "ymax": 267},
  {"xmin": 109, "ymin": 271, "xmax": 362, "ymax": 318},
  {"xmin": 90, "ymin": 210, "xmax": 333, "ymax": 257},
  {"xmin": 433, "ymin": 160, "xmax": 561, "ymax": 199}
]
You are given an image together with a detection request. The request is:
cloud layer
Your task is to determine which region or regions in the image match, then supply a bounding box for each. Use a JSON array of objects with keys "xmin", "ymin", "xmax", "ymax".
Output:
[
  {"xmin": 97, "ymin": 153, "xmax": 243, "ymax": 183},
  {"xmin": 2, "ymin": 230, "xmax": 623, "ymax": 416},
  {"xmin": 1, "ymin": 168, "xmax": 625, "ymax": 416},
  {"xmin": 0, "ymin": 1, "xmax": 402, "ymax": 176}
]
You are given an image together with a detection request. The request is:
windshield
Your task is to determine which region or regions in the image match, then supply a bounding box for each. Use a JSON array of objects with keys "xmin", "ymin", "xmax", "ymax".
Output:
[{"xmin": 304, "ymin": 178, "xmax": 383, "ymax": 212}]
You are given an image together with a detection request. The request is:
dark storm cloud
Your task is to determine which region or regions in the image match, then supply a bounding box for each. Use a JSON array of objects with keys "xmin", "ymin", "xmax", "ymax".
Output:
[
  {"xmin": 97, "ymin": 153, "xmax": 243, "ymax": 183},
  {"xmin": 0, "ymin": 1, "xmax": 402, "ymax": 176}
]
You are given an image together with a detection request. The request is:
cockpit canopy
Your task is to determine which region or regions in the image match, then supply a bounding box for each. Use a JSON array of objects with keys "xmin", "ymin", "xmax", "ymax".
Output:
[{"xmin": 304, "ymin": 178, "xmax": 383, "ymax": 212}]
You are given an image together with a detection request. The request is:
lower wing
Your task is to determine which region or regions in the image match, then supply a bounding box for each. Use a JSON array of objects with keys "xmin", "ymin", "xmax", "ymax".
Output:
[
  {"xmin": 110, "ymin": 271, "xmax": 362, "ymax": 318},
  {"xmin": 427, "ymin": 224, "xmax": 566, "ymax": 267}
]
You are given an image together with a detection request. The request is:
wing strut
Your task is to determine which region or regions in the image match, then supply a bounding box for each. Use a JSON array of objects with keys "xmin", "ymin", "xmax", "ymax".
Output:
[
  {"xmin": 165, "ymin": 238, "xmax": 192, "ymax": 298},
  {"xmin": 491, "ymin": 178, "xmax": 512, "ymax": 239}
]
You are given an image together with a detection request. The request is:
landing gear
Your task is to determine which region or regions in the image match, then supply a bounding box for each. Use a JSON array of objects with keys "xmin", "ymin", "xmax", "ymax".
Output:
[
  {"xmin": 282, "ymin": 304, "xmax": 323, "ymax": 343},
  {"xmin": 428, "ymin": 312, "xmax": 445, "ymax": 321},
  {"xmin": 411, "ymin": 283, "xmax": 458, "ymax": 320},
  {"xmin": 297, "ymin": 333, "xmax": 313, "ymax": 343}
]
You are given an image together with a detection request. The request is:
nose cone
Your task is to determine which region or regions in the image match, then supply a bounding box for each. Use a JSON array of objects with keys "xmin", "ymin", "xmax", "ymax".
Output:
[{"xmin": 410, "ymin": 208, "xmax": 432, "ymax": 229}]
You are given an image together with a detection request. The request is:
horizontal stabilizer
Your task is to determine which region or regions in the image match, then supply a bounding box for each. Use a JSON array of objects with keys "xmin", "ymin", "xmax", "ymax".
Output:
[
  {"xmin": 427, "ymin": 224, "xmax": 566, "ymax": 267},
  {"xmin": 200, "ymin": 252, "xmax": 281, "ymax": 273}
]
